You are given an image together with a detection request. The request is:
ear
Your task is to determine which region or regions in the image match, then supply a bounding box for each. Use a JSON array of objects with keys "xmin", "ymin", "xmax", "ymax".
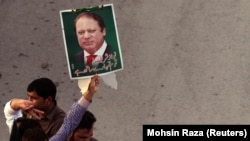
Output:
[
  {"xmin": 45, "ymin": 96, "xmax": 53, "ymax": 105},
  {"xmin": 103, "ymin": 28, "xmax": 106, "ymax": 36}
]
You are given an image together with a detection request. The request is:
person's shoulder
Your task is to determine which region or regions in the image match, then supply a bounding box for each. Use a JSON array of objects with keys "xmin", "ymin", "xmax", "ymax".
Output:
[
  {"xmin": 107, "ymin": 44, "xmax": 113, "ymax": 49},
  {"xmin": 105, "ymin": 44, "xmax": 113, "ymax": 54},
  {"xmin": 76, "ymin": 50, "xmax": 84, "ymax": 56},
  {"xmin": 53, "ymin": 105, "xmax": 66, "ymax": 117},
  {"xmin": 75, "ymin": 50, "xmax": 85, "ymax": 63},
  {"xmin": 56, "ymin": 105, "xmax": 66, "ymax": 112},
  {"xmin": 50, "ymin": 106, "xmax": 65, "ymax": 125}
]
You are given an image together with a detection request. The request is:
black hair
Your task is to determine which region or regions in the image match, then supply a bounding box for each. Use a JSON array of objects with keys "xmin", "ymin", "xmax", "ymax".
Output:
[
  {"xmin": 27, "ymin": 78, "xmax": 56, "ymax": 102},
  {"xmin": 16, "ymin": 117, "xmax": 42, "ymax": 136},
  {"xmin": 22, "ymin": 127, "xmax": 48, "ymax": 141},
  {"xmin": 10, "ymin": 117, "xmax": 42, "ymax": 141},
  {"xmin": 74, "ymin": 12, "xmax": 106, "ymax": 32},
  {"xmin": 69, "ymin": 111, "xmax": 96, "ymax": 141},
  {"xmin": 76, "ymin": 110, "xmax": 96, "ymax": 130}
]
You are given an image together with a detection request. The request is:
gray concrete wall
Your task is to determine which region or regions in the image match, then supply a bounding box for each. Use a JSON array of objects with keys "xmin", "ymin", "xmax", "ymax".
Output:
[{"xmin": 1, "ymin": 0, "xmax": 250, "ymax": 140}]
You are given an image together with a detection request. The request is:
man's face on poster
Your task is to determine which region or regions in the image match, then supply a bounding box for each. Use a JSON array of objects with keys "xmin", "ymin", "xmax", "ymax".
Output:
[{"xmin": 75, "ymin": 16, "xmax": 106, "ymax": 54}]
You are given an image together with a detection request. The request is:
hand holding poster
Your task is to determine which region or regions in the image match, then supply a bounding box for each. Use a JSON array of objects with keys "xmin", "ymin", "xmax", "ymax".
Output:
[{"xmin": 60, "ymin": 4, "xmax": 123, "ymax": 79}]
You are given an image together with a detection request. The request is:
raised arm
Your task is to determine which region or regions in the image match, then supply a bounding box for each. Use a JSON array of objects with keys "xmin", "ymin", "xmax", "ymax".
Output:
[{"xmin": 50, "ymin": 74, "xmax": 100, "ymax": 141}]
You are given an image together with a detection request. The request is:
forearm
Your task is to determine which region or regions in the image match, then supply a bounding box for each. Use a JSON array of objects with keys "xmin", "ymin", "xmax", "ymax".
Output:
[{"xmin": 9, "ymin": 98, "xmax": 21, "ymax": 110}]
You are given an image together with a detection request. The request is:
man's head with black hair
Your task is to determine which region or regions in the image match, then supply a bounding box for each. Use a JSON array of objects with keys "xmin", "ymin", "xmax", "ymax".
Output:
[{"xmin": 68, "ymin": 110, "xmax": 97, "ymax": 141}]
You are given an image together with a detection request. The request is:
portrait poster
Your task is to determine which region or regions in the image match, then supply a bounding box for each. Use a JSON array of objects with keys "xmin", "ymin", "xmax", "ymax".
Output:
[{"xmin": 60, "ymin": 3, "xmax": 123, "ymax": 79}]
